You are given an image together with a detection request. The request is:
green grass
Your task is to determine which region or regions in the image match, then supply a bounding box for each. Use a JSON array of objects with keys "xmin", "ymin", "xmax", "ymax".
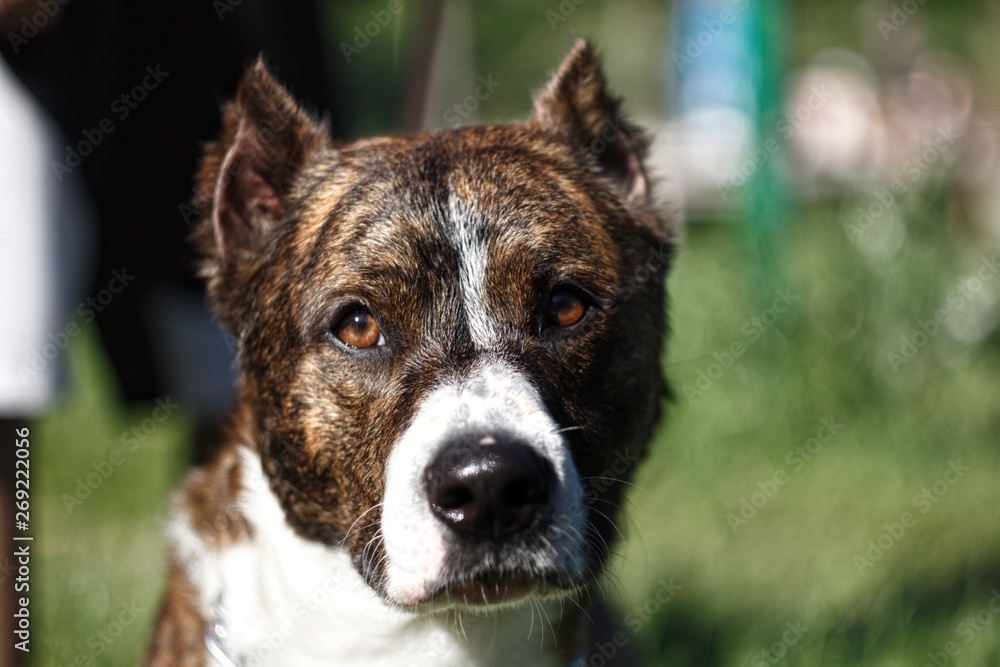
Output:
[
  {"xmin": 614, "ymin": 208, "xmax": 1000, "ymax": 665},
  {"xmin": 33, "ymin": 203, "xmax": 1000, "ymax": 665},
  {"xmin": 34, "ymin": 331, "xmax": 190, "ymax": 665}
]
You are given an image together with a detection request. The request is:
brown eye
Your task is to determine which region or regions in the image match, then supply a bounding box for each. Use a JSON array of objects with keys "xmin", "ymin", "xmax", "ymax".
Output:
[
  {"xmin": 548, "ymin": 288, "xmax": 588, "ymax": 328},
  {"xmin": 335, "ymin": 309, "xmax": 385, "ymax": 349}
]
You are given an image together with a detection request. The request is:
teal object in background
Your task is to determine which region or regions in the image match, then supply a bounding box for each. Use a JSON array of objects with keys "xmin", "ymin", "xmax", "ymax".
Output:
[
  {"xmin": 672, "ymin": 0, "xmax": 790, "ymax": 304},
  {"xmin": 745, "ymin": 0, "xmax": 791, "ymax": 301}
]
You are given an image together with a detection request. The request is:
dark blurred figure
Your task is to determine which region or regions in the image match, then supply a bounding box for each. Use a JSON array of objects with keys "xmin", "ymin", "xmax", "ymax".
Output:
[
  {"xmin": 2, "ymin": 0, "xmax": 337, "ymax": 440},
  {"xmin": 1, "ymin": 3, "xmax": 336, "ymax": 664}
]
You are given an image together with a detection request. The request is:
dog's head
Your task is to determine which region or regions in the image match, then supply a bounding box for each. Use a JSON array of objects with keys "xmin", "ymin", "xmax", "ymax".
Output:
[{"xmin": 196, "ymin": 39, "xmax": 671, "ymax": 611}]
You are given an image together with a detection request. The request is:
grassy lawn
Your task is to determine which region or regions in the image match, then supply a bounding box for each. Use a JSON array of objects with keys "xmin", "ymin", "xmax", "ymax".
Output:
[
  {"xmin": 619, "ymin": 206, "xmax": 1000, "ymax": 665},
  {"xmin": 34, "ymin": 332, "xmax": 189, "ymax": 665},
  {"xmin": 32, "ymin": 199, "xmax": 1000, "ymax": 665}
]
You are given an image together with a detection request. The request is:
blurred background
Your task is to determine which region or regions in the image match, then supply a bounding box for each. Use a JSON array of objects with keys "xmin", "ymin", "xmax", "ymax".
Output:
[{"xmin": 1, "ymin": 0, "xmax": 999, "ymax": 665}]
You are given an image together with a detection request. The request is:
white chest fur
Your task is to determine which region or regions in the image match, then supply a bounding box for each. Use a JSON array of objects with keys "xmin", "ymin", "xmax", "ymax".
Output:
[{"xmin": 169, "ymin": 447, "xmax": 568, "ymax": 667}]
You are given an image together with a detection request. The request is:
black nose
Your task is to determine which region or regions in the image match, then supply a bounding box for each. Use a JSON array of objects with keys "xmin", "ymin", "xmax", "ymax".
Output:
[{"xmin": 425, "ymin": 436, "xmax": 554, "ymax": 541}]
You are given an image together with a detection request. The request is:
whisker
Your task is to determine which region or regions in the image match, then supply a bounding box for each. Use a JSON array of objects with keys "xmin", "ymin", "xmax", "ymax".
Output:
[
  {"xmin": 537, "ymin": 599, "xmax": 555, "ymax": 651},
  {"xmin": 578, "ymin": 475, "xmax": 651, "ymax": 495},
  {"xmin": 526, "ymin": 594, "xmax": 537, "ymax": 640},
  {"xmin": 588, "ymin": 506, "xmax": 627, "ymax": 546},
  {"xmin": 584, "ymin": 524, "xmax": 612, "ymax": 567},
  {"xmin": 566, "ymin": 593, "xmax": 596, "ymax": 629},
  {"xmin": 591, "ymin": 574, "xmax": 609, "ymax": 602},
  {"xmin": 339, "ymin": 502, "xmax": 384, "ymax": 546},
  {"xmin": 601, "ymin": 567, "xmax": 626, "ymax": 601}
]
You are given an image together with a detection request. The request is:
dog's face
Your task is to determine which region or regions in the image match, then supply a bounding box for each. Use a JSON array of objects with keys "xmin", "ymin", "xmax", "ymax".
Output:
[{"xmin": 197, "ymin": 40, "xmax": 671, "ymax": 610}]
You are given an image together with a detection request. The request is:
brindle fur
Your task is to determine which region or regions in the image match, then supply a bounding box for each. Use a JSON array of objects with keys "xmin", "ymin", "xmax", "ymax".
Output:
[{"xmin": 146, "ymin": 38, "xmax": 672, "ymax": 665}]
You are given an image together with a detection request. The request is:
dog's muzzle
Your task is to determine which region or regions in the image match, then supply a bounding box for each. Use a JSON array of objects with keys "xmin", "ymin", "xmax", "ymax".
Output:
[{"xmin": 379, "ymin": 363, "xmax": 587, "ymax": 608}]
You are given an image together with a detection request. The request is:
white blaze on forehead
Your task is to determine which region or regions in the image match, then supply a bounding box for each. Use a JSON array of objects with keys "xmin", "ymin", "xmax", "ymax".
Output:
[
  {"xmin": 380, "ymin": 362, "xmax": 587, "ymax": 607},
  {"xmin": 447, "ymin": 193, "xmax": 500, "ymax": 348}
]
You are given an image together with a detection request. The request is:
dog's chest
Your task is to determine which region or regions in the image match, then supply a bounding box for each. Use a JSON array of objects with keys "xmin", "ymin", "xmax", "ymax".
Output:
[{"xmin": 174, "ymin": 447, "xmax": 566, "ymax": 667}]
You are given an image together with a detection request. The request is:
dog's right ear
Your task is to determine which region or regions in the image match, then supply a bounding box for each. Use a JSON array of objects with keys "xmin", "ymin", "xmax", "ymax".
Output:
[
  {"xmin": 531, "ymin": 38, "xmax": 650, "ymax": 208},
  {"xmin": 195, "ymin": 59, "xmax": 328, "ymax": 330}
]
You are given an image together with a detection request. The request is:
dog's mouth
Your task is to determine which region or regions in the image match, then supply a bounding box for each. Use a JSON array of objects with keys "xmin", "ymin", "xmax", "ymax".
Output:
[
  {"xmin": 420, "ymin": 564, "xmax": 581, "ymax": 610},
  {"xmin": 430, "ymin": 571, "xmax": 535, "ymax": 607},
  {"xmin": 365, "ymin": 520, "xmax": 591, "ymax": 611}
]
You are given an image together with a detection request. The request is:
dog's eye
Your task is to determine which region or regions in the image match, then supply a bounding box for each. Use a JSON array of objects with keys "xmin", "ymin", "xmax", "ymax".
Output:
[
  {"xmin": 547, "ymin": 288, "xmax": 588, "ymax": 329},
  {"xmin": 334, "ymin": 308, "xmax": 385, "ymax": 349}
]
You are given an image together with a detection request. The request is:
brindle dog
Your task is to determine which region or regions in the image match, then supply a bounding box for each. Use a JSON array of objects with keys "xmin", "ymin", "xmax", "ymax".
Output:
[{"xmin": 146, "ymin": 38, "xmax": 672, "ymax": 667}]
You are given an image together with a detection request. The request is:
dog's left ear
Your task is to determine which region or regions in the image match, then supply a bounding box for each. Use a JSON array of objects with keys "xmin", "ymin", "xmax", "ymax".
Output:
[{"xmin": 531, "ymin": 38, "xmax": 649, "ymax": 207}]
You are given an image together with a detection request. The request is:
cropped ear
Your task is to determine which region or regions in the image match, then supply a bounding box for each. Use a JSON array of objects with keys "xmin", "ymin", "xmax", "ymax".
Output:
[
  {"xmin": 194, "ymin": 58, "xmax": 329, "ymax": 329},
  {"xmin": 531, "ymin": 38, "xmax": 649, "ymax": 206}
]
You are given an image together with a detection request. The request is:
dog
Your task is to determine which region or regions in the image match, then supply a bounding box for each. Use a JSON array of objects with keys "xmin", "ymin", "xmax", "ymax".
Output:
[{"xmin": 144, "ymin": 38, "xmax": 672, "ymax": 667}]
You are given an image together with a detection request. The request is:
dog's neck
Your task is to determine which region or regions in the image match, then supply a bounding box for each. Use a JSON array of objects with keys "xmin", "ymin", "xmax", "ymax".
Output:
[{"xmin": 171, "ymin": 446, "xmax": 585, "ymax": 667}]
